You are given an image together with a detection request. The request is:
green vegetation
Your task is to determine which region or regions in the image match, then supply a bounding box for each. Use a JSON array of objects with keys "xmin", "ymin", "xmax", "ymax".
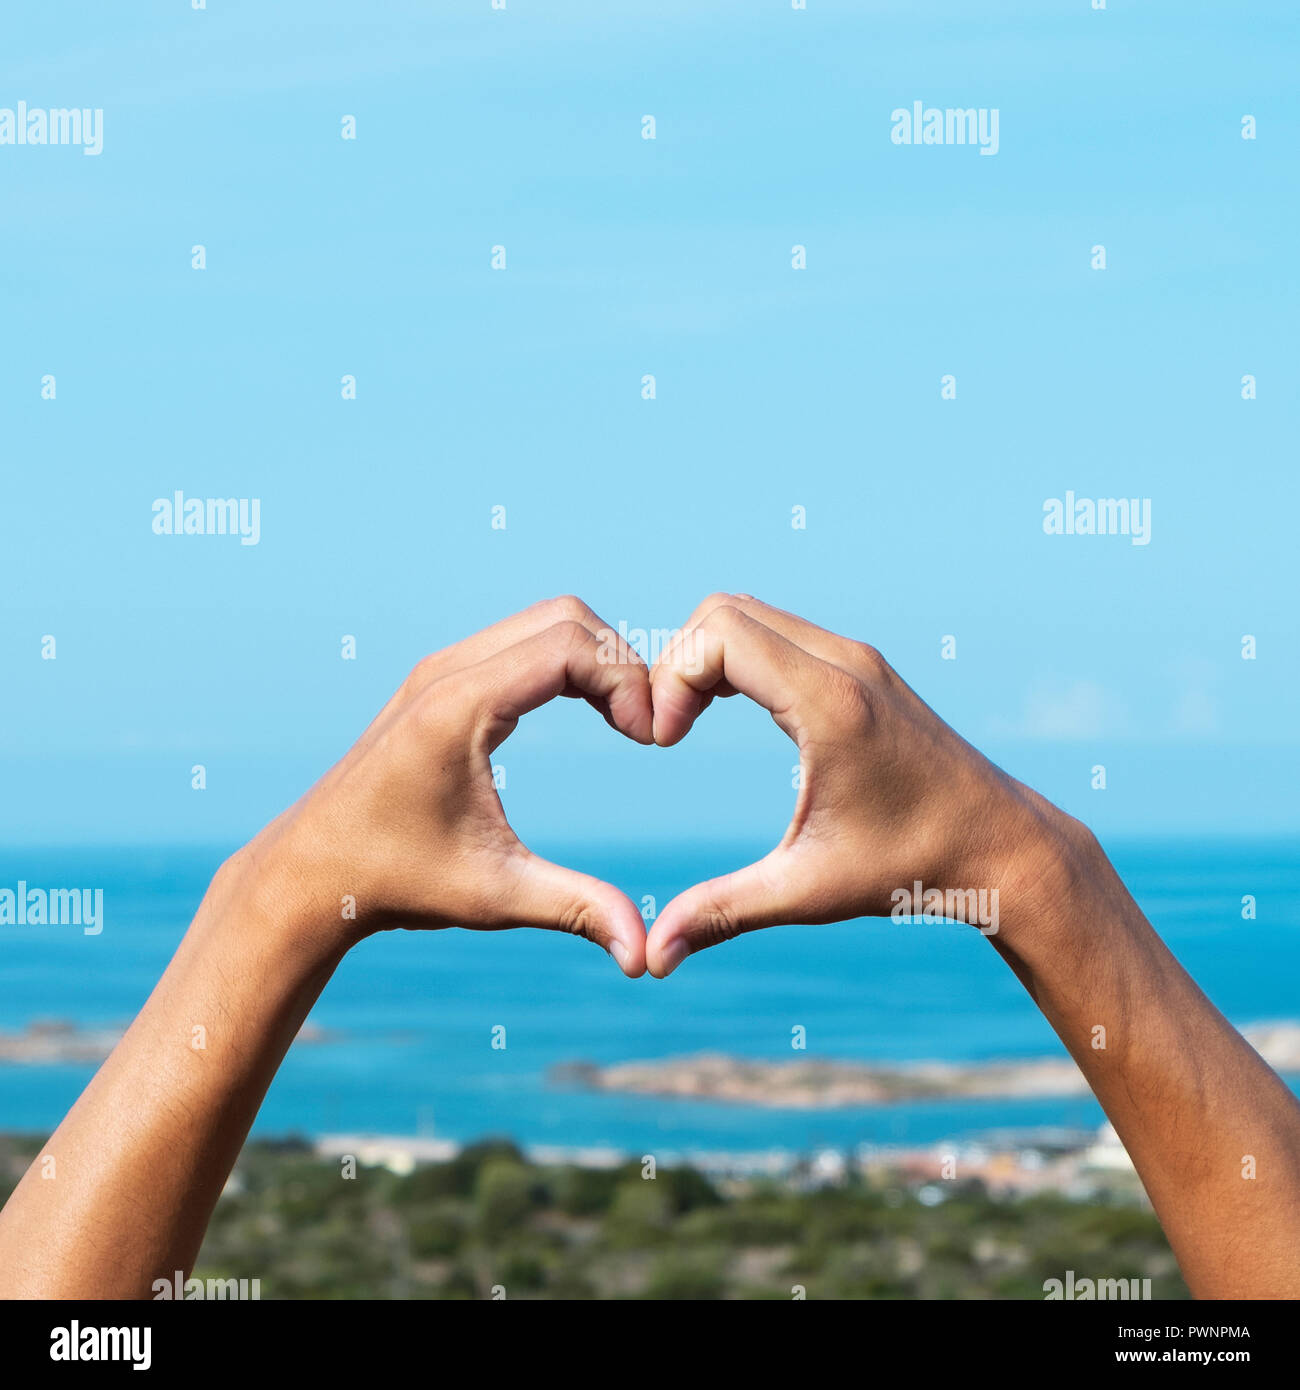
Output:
[{"xmin": 0, "ymin": 1134, "xmax": 1188, "ymax": 1299}]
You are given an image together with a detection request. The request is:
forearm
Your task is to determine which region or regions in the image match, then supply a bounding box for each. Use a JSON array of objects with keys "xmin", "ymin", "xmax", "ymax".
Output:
[
  {"xmin": 0, "ymin": 604, "xmax": 654, "ymax": 1298},
  {"xmin": 0, "ymin": 850, "xmax": 345, "ymax": 1298},
  {"xmin": 992, "ymin": 813, "xmax": 1300, "ymax": 1298}
]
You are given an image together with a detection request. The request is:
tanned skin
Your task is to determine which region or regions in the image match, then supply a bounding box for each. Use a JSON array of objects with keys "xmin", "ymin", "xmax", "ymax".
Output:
[{"xmin": 1, "ymin": 594, "xmax": 1296, "ymax": 1299}]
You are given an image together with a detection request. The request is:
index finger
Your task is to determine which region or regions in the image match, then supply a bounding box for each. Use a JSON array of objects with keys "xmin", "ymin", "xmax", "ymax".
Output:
[
  {"xmin": 649, "ymin": 605, "xmax": 835, "ymax": 747},
  {"xmin": 456, "ymin": 619, "xmax": 655, "ymax": 751},
  {"xmin": 667, "ymin": 592, "xmax": 870, "ymax": 677}
]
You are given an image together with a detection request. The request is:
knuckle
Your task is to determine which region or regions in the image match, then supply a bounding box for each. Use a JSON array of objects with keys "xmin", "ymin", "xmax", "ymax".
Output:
[
  {"xmin": 557, "ymin": 899, "xmax": 600, "ymax": 943},
  {"xmin": 544, "ymin": 594, "xmax": 593, "ymax": 626},
  {"xmin": 701, "ymin": 602, "xmax": 743, "ymax": 633},
  {"xmin": 404, "ymin": 651, "xmax": 443, "ymax": 692},
  {"xmin": 699, "ymin": 901, "xmax": 740, "ymax": 947},
  {"xmin": 419, "ymin": 668, "xmax": 488, "ymax": 739},
  {"xmin": 854, "ymin": 640, "xmax": 889, "ymax": 677}
]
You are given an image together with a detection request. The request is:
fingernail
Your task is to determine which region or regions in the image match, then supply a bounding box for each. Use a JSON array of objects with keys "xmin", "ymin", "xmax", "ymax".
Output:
[
  {"xmin": 610, "ymin": 939, "xmax": 632, "ymax": 973},
  {"xmin": 659, "ymin": 938, "xmax": 689, "ymax": 977}
]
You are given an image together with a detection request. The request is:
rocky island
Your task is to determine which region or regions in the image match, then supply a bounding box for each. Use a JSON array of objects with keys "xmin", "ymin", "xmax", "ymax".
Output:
[{"xmin": 552, "ymin": 1022, "xmax": 1300, "ymax": 1108}]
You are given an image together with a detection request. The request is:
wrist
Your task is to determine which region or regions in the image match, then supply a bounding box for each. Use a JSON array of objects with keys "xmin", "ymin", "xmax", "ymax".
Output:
[
  {"xmin": 202, "ymin": 836, "xmax": 364, "ymax": 967},
  {"xmin": 984, "ymin": 791, "xmax": 1119, "ymax": 950}
]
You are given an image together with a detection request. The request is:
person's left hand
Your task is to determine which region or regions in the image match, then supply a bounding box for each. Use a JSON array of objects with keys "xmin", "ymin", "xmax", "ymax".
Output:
[{"xmin": 232, "ymin": 596, "xmax": 655, "ymax": 975}]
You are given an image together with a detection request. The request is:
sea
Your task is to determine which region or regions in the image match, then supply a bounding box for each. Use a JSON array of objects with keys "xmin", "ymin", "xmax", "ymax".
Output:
[{"xmin": 0, "ymin": 837, "xmax": 1296, "ymax": 1157}]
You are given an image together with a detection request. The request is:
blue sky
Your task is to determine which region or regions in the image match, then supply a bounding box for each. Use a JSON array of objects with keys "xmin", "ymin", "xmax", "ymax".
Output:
[{"xmin": 1, "ymin": 0, "xmax": 1296, "ymax": 848}]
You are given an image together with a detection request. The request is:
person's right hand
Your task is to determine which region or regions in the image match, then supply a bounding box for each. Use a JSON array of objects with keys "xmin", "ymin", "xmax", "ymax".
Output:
[{"xmin": 645, "ymin": 594, "xmax": 1074, "ymax": 977}]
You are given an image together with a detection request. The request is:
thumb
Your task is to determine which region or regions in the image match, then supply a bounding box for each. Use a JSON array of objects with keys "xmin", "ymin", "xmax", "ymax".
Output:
[
  {"xmin": 646, "ymin": 849, "xmax": 799, "ymax": 978},
  {"xmin": 506, "ymin": 851, "xmax": 648, "ymax": 978}
]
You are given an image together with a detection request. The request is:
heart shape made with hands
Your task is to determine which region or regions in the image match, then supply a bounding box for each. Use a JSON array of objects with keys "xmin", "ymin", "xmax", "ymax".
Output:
[
  {"xmin": 592, "ymin": 590, "xmax": 863, "ymax": 981},
  {"xmin": 462, "ymin": 592, "xmax": 1010, "ymax": 983}
]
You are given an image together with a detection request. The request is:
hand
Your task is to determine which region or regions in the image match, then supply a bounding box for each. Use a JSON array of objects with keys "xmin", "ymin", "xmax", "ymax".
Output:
[
  {"xmin": 236, "ymin": 597, "xmax": 654, "ymax": 976},
  {"xmin": 645, "ymin": 594, "xmax": 1067, "ymax": 976}
]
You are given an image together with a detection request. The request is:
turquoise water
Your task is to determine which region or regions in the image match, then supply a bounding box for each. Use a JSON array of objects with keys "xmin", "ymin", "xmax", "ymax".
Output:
[{"xmin": 0, "ymin": 838, "xmax": 1295, "ymax": 1153}]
